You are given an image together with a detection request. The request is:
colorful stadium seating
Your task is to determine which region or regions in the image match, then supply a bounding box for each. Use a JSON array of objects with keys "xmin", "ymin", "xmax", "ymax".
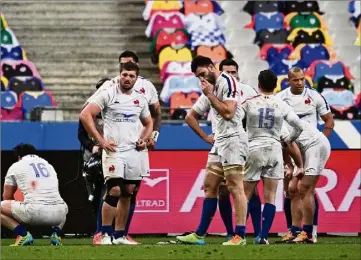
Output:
[{"xmin": 0, "ymin": 13, "xmax": 56, "ymax": 121}]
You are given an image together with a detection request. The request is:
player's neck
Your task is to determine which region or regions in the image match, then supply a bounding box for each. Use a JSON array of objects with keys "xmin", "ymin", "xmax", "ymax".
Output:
[
  {"xmin": 290, "ymin": 87, "xmax": 304, "ymax": 95},
  {"xmin": 119, "ymin": 86, "xmax": 133, "ymax": 95},
  {"xmin": 260, "ymin": 90, "xmax": 274, "ymax": 95}
]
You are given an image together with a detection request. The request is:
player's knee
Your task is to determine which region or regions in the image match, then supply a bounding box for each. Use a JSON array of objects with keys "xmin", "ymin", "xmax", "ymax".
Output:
[
  {"xmin": 218, "ymin": 184, "xmax": 230, "ymax": 200},
  {"xmin": 109, "ymin": 186, "xmax": 121, "ymax": 197},
  {"xmin": 298, "ymin": 182, "xmax": 313, "ymax": 197},
  {"xmin": 203, "ymin": 181, "xmax": 218, "ymax": 197},
  {"xmin": 104, "ymin": 194, "xmax": 119, "ymax": 207}
]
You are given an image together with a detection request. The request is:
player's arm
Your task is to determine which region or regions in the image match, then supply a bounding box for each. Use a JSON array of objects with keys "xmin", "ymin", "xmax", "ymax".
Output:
[
  {"xmin": 201, "ymin": 78, "xmax": 237, "ymax": 120},
  {"xmin": 185, "ymin": 96, "xmax": 214, "ymax": 145},
  {"xmin": 146, "ymin": 81, "xmax": 162, "ymax": 150},
  {"xmin": 283, "ymin": 110, "xmax": 304, "ymax": 143},
  {"xmin": 3, "ymin": 167, "xmax": 17, "ymax": 200},
  {"xmin": 283, "ymin": 142, "xmax": 304, "ymax": 178},
  {"xmin": 80, "ymin": 91, "xmax": 116, "ymax": 152},
  {"xmin": 315, "ymin": 91, "xmax": 334, "ymax": 137},
  {"xmin": 138, "ymin": 104, "xmax": 153, "ymax": 151},
  {"xmin": 78, "ymin": 119, "xmax": 97, "ymax": 153}
]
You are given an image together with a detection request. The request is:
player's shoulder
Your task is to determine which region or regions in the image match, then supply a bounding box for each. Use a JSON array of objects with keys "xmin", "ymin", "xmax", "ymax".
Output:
[
  {"xmin": 241, "ymin": 94, "xmax": 261, "ymax": 104},
  {"xmin": 276, "ymin": 88, "xmax": 289, "ymax": 99},
  {"xmin": 219, "ymin": 71, "xmax": 237, "ymax": 86},
  {"xmin": 7, "ymin": 161, "xmax": 21, "ymax": 174}
]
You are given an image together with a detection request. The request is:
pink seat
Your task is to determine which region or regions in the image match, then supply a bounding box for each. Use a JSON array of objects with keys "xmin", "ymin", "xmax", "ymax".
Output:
[
  {"xmin": 1, "ymin": 107, "xmax": 23, "ymax": 121},
  {"xmin": 1, "ymin": 60, "xmax": 41, "ymax": 80}
]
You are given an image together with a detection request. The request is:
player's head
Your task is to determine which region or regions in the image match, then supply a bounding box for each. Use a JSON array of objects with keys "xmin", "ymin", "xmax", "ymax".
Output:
[
  {"xmin": 191, "ymin": 55, "xmax": 217, "ymax": 85},
  {"xmin": 119, "ymin": 51, "xmax": 139, "ymax": 65},
  {"xmin": 258, "ymin": 70, "xmax": 278, "ymax": 93},
  {"xmin": 288, "ymin": 67, "xmax": 305, "ymax": 93},
  {"xmin": 95, "ymin": 78, "xmax": 110, "ymax": 90},
  {"xmin": 13, "ymin": 143, "xmax": 36, "ymax": 160},
  {"xmin": 119, "ymin": 61, "xmax": 139, "ymax": 91},
  {"xmin": 219, "ymin": 59, "xmax": 239, "ymax": 81}
]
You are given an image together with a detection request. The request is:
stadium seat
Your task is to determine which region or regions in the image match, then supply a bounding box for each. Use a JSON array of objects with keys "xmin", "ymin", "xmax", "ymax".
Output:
[
  {"xmin": 243, "ymin": 1, "xmax": 284, "ymax": 16},
  {"xmin": 254, "ymin": 29, "xmax": 290, "ymax": 47},
  {"xmin": 287, "ymin": 28, "xmax": 332, "ymax": 47},
  {"xmin": 8, "ymin": 77, "xmax": 44, "ymax": 96},
  {"xmin": 1, "ymin": 60, "xmax": 41, "ymax": 80},
  {"xmin": 282, "ymin": 1, "xmax": 324, "ymax": 15},
  {"xmin": 331, "ymin": 28, "xmax": 358, "ymax": 45},
  {"xmin": 1, "ymin": 45, "xmax": 25, "ymax": 61},
  {"xmin": 284, "ymin": 12, "xmax": 327, "ymax": 31},
  {"xmin": 160, "ymin": 75, "xmax": 201, "ymax": 104},
  {"xmin": 306, "ymin": 60, "xmax": 355, "ymax": 83},
  {"xmin": 270, "ymin": 59, "xmax": 308, "ymax": 75},
  {"xmin": 1, "ymin": 107, "xmax": 23, "ymax": 121},
  {"xmin": 1, "ymin": 28, "xmax": 20, "ymax": 46},
  {"xmin": 223, "ymin": 12, "xmax": 250, "ymax": 28},
  {"xmin": 160, "ymin": 61, "xmax": 192, "ymax": 84},
  {"xmin": 260, "ymin": 43, "xmax": 294, "ymax": 66},
  {"xmin": 317, "ymin": 75, "xmax": 353, "ymax": 93},
  {"xmin": 322, "ymin": 88, "xmax": 358, "ymax": 119},
  {"xmin": 158, "ymin": 46, "xmax": 192, "ymax": 70},
  {"xmin": 1, "ymin": 90, "xmax": 18, "ymax": 109},
  {"xmin": 180, "ymin": 0, "xmax": 224, "ymax": 16},
  {"xmin": 325, "ymin": 13, "xmax": 355, "ymax": 29},
  {"xmin": 195, "ymin": 45, "xmax": 228, "ymax": 64},
  {"xmin": 231, "ymin": 45, "xmax": 260, "ymax": 62},
  {"xmin": 289, "ymin": 43, "xmax": 335, "ymax": 67},
  {"xmin": 226, "ymin": 29, "xmax": 256, "ymax": 47},
  {"xmin": 169, "ymin": 91, "xmax": 200, "ymax": 116},
  {"xmin": 245, "ymin": 12, "xmax": 285, "ymax": 32},
  {"xmin": 143, "ymin": 0, "xmax": 182, "ymax": 21},
  {"xmin": 145, "ymin": 12, "xmax": 185, "ymax": 38},
  {"xmin": 1, "ymin": 76, "xmax": 8, "ymax": 91},
  {"xmin": 149, "ymin": 28, "xmax": 189, "ymax": 54},
  {"xmin": 18, "ymin": 90, "xmax": 56, "ymax": 116}
]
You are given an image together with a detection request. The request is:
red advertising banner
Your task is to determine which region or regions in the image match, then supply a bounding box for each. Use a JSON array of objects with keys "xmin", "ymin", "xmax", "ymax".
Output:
[{"xmin": 130, "ymin": 150, "xmax": 361, "ymax": 234}]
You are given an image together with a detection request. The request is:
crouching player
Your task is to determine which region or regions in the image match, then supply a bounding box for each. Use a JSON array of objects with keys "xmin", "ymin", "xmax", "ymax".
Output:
[{"xmin": 1, "ymin": 144, "xmax": 68, "ymax": 246}]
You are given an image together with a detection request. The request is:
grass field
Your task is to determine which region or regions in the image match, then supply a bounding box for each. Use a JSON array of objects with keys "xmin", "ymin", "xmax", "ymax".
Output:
[{"xmin": 1, "ymin": 236, "xmax": 360, "ymax": 260}]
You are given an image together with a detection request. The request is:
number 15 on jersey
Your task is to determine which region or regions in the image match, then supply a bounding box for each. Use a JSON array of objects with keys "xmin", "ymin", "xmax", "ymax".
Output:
[{"xmin": 258, "ymin": 108, "xmax": 275, "ymax": 129}]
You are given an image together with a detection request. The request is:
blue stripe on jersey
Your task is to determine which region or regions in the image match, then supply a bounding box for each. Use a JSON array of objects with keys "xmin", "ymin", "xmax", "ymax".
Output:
[
  {"xmin": 221, "ymin": 73, "xmax": 233, "ymax": 98},
  {"xmin": 309, "ymin": 88, "xmax": 330, "ymax": 110}
]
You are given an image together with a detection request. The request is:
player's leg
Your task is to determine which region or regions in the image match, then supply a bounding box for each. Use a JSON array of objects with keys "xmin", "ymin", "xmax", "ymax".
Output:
[
  {"xmin": 101, "ymin": 178, "xmax": 122, "ymax": 245},
  {"xmin": 49, "ymin": 203, "xmax": 68, "ymax": 246},
  {"xmin": 124, "ymin": 182, "xmax": 141, "ymax": 243},
  {"xmin": 283, "ymin": 175, "xmax": 293, "ymax": 233},
  {"xmin": 218, "ymin": 181, "xmax": 234, "ymax": 240},
  {"xmin": 113, "ymin": 182, "xmax": 138, "ymax": 245},
  {"xmin": 248, "ymin": 185, "xmax": 261, "ymax": 238},
  {"xmin": 288, "ymin": 176, "xmax": 303, "ymax": 240},
  {"xmin": 93, "ymin": 184, "xmax": 106, "ymax": 244},
  {"xmin": 1, "ymin": 200, "xmax": 33, "ymax": 246},
  {"xmin": 176, "ymin": 160, "xmax": 223, "ymax": 245},
  {"xmin": 292, "ymin": 138, "xmax": 330, "ymax": 244}
]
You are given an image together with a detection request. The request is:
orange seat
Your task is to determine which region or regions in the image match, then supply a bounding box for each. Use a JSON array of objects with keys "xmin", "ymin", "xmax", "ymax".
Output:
[
  {"xmin": 169, "ymin": 91, "xmax": 200, "ymax": 115},
  {"xmin": 183, "ymin": 0, "xmax": 214, "ymax": 16},
  {"xmin": 196, "ymin": 45, "xmax": 227, "ymax": 63}
]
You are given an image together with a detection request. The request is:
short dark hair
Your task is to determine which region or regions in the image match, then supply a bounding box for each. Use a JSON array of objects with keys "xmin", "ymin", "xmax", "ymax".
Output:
[
  {"xmin": 13, "ymin": 143, "xmax": 36, "ymax": 158},
  {"xmin": 95, "ymin": 78, "xmax": 110, "ymax": 89},
  {"xmin": 120, "ymin": 61, "xmax": 139, "ymax": 75},
  {"xmin": 191, "ymin": 55, "xmax": 214, "ymax": 73},
  {"xmin": 258, "ymin": 70, "xmax": 278, "ymax": 92},
  {"xmin": 219, "ymin": 59, "xmax": 239, "ymax": 72},
  {"xmin": 118, "ymin": 51, "xmax": 139, "ymax": 63}
]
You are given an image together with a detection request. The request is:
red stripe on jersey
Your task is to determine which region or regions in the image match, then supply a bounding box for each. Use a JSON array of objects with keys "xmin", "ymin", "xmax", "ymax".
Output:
[
  {"xmin": 230, "ymin": 76, "xmax": 237, "ymax": 98},
  {"xmin": 241, "ymin": 94, "xmax": 261, "ymax": 104}
]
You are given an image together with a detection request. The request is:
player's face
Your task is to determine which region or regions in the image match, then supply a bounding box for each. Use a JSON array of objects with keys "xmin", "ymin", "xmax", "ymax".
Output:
[
  {"xmin": 119, "ymin": 57, "xmax": 136, "ymax": 64},
  {"xmin": 288, "ymin": 71, "xmax": 305, "ymax": 93},
  {"xmin": 195, "ymin": 65, "xmax": 216, "ymax": 85},
  {"xmin": 222, "ymin": 65, "xmax": 239, "ymax": 81},
  {"xmin": 119, "ymin": 70, "xmax": 137, "ymax": 90}
]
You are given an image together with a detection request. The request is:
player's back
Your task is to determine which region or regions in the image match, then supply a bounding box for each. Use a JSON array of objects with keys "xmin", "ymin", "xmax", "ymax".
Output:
[
  {"xmin": 8, "ymin": 155, "xmax": 64, "ymax": 205},
  {"xmin": 242, "ymin": 94, "xmax": 289, "ymax": 149}
]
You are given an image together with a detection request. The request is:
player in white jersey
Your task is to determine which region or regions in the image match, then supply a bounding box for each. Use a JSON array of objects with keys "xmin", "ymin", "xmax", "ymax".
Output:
[
  {"xmin": 277, "ymin": 67, "xmax": 334, "ymax": 242},
  {"xmin": 1, "ymin": 144, "xmax": 68, "ymax": 246},
  {"xmin": 241, "ymin": 70, "xmax": 304, "ymax": 244},
  {"xmin": 177, "ymin": 56, "xmax": 248, "ymax": 246},
  {"xmin": 80, "ymin": 62, "xmax": 153, "ymax": 245}
]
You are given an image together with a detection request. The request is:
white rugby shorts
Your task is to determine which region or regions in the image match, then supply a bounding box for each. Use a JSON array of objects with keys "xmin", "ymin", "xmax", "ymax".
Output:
[{"xmin": 302, "ymin": 135, "xmax": 331, "ymax": 176}]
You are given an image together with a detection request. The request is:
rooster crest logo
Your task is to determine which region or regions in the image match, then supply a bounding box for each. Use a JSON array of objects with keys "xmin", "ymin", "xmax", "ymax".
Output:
[
  {"xmin": 140, "ymin": 88, "xmax": 145, "ymax": 94},
  {"xmin": 134, "ymin": 99, "xmax": 139, "ymax": 105},
  {"xmin": 305, "ymin": 98, "xmax": 311, "ymax": 105},
  {"xmin": 109, "ymin": 165, "xmax": 115, "ymax": 173}
]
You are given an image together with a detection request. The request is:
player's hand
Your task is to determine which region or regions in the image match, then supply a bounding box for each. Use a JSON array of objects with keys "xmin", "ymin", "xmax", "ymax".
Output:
[
  {"xmin": 284, "ymin": 164, "xmax": 294, "ymax": 179},
  {"xmin": 203, "ymin": 134, "xmax": 214, "ymax": 145},
  {"xmin": 293, "ymin": 167, "xmax": 304, "ymax": 179},
  {"xmin": 200, "ymin": 79, "xmax": 214, "ymax": 97},
  {"xmin": 147, "ymin": 138, "xmax": 156, "ymax": 150},
  {"xmin": 99, "ymin": 140, "xmax": 116, "ymax": 153},
  {"xmin": 92, "ymin": 145, "xmax": 100, "ymax": 154},
  {"xmin": 136, "ymin": 139, "xmax": 146, "ymax": 151}
]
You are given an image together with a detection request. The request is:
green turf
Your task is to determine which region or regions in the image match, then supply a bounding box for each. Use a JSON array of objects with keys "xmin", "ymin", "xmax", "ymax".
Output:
[{"xmin": 1, "ymin": 236, "xmax": 360, "ymax": 260}]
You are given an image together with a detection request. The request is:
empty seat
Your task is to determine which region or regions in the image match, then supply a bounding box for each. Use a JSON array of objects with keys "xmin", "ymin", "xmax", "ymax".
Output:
[
  {"xmin": 1, "ymin": 107, "xmax": 23, "ymax": 121},
  {"xmin": 18, "ymin": 90, "xmax": 56, "ymax": 116},
  {"xmin": 160, "ymin": 75, "xmax": 201, "ymax": 104},
  {"xmin": 1, "ymin": 60, "xmax": 41, "ymax": 80},
  {"xmin": 1, "ymin": 90, "xmax": 18, "ymax": 109},
  {"xmin": 8, "ymin": 77, "xmax": 44, "ymax": 97}
]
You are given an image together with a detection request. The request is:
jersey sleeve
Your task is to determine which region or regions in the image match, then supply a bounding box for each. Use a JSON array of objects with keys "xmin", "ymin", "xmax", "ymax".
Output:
[
  {"xmin": 145, "ymin": 80, "xmax": 159, "ymax": 105},
  {"xmin": 313, "ymin": 91, "xmax": 331, "ymax": 116},
  {"xmin": 4, "ymin": 164, "xmax": 17, "ymax": 187},
  {"xmin": 90, "ymin": 87, "xmax": 112, "ymax": 110},
  {"xmin": 220, "ymin": 74, "xmax": 239, "ymax": 102},
  {"xmin": 140, "ymin": 100, "xmax": 151, "ymax": 120},
  {"xmin": 192, "ymin": 94, "xmax": 211, "ymax": 115},
  {"xmin": 282, "ymin": 101, "xmax": 304, "ymax": 142}
]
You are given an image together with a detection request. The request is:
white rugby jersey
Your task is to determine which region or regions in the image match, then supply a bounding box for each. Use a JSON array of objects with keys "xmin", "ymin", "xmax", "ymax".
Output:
[
  {"xmin": 239, "ymin": 82, "xmax": 259, "ymax": 102},
  {"xmin": 241, "ymin": 94, "xmax": 304, "ymax": 149},
  {"xmin": 192, "ymin": 94, "xmax": 217, "ymax": 132},
  {"xmin": 4, "ymin": 155, "xmax": 65, "ymax": 205},
  {"xmin": 212, "ymin": 71, "xmax": 245, "ymax": 139},
  {"xmin": 276, "ymin": 87, "xmax": 330, "ymax": 127},
  {"xmin": 90, "ymin": 84, "xmax": 150, "ymax": 152},
  {"xmin": 283, "ymin": 120, "xmax": 324, "ymax": 150}
]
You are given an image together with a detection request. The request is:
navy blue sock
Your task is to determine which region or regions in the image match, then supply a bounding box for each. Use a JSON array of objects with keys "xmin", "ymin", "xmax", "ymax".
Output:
[
  {"xmin": 313, "ymin": 194, "xmax": 319, "ymax": 226},
  {"xmin": 195, "ymin": 198, "xmax": 218, "ymax": 236},
  {"xmin": 14, "ymin": 224, "xmax": 27, "ymax": 236},
  {"xmin": 284, "ymin": 197, "xmax": 292, "ymax": 230},
  {"xmin": 52, "ymin": 226, "xmax": 62, "ymax": 236},
  {"xmin": 113, "ymin": 230, "xmax": 125, "ymax": 239},
  {"xmin": 249, "ymin": 195, "xmax": 262, "ymax": 237},
  {"xmin": 234, "ymin": 225, "xmax": 246, "ymax": 239},
  {"xmin": 124, "ymin": 203, "xmax": 136, "ymax": 236},
  {"xmin": 260, "ymin": 203, "xmax": 276, "ymax": 240},
  {"xmin": 291, "ymin": 225, "xmax": 301, "ymax": 237},
  {"xmin": 218, "ymin": 197, "xmax": 234, "ymax": 236},
  {"xmin": 303, "ymin": 225, "xmax": 313, "ymax": 238},
  {"xmin": 102, "ymin": 225, "xmax": 113, "ymax": 236},
  {"xmin": 95, "ymin": 199, "xmax": 104, "ymax": 234}
]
